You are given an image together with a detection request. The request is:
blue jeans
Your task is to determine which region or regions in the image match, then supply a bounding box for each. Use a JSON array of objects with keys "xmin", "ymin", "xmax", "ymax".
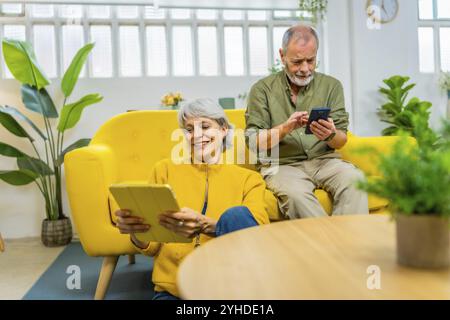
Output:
[{"xmin": 152, "ymin": 206, "xmax": 258, "ymax": 300}]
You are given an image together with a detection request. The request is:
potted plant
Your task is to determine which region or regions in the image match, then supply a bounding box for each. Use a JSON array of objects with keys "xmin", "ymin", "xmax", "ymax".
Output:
[
  {"xmin": 268, "ymin": 59, "xmax": 284, "ymax": 75},
  {"xmin": 439, "ymin": 72, "xmax": 450, "ymax": 119},
  {"xmin": 358, "ymin": 118, "xmax": 450, "ymax": 269},
  {"xmin": 161, "ymin": 92, "xmax": 183, "ymax": 110},
  {"xmin": 298, "ymin": 0, "xmax": 328, "ymax": 24},
  {"xmin": 0, "ymin": 39, "xmax": 103, "ymax": 247},
  {"xmin": 377, "ymin": 75, "xmax": 433, "ymax": 138}
]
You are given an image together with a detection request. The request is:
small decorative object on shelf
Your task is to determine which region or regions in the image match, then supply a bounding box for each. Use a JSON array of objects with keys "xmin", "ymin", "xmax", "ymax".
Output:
[
  {"xmin": 298, "ymin": 0, "xmax": 328, "ymax": 24},
  {"xmin": 218, "ymin": 97, "xmax": 235, "ymax": 109},
  {"xmin": 439, "ymin": 72, "xmax": 450, "ymax": 119},
  {"xmin": 161, "ymin": 92, "xmax": 184, "ymax": 110}
]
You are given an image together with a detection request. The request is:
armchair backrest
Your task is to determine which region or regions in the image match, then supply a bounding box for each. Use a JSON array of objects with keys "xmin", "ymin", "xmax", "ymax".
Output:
[
  {"xmin": 90, "ymin": 110, "xmax": 249, "ymax": 181},
  {"xmin": 90, "ymin": 109, "xmax": 401, "ymax": 180}
]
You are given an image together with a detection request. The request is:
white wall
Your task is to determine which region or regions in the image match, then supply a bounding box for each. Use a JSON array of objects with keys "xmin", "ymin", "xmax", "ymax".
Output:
[
  {"xmin": 347, "ymin": 0, "xmax": 446, "ymax": 135},
  {"xmin": 1, "ymin": 0, "xmax": 448, "ymax": 238}
]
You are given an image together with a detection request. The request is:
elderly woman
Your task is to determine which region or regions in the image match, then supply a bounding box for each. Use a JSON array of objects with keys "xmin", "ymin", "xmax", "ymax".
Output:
[{"xmin": 115, "ymin": 98, "xmax": 270, "ymax": 300}]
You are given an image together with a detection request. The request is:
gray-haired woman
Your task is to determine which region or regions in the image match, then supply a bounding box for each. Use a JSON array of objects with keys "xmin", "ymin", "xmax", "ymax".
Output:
[{"xmin": 115, "ymin": 98, "xmax": 270, "ymax": 300}]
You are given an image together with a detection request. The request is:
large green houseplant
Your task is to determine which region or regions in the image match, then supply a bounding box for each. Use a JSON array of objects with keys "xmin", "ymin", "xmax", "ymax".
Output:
[
  {"xmin": 377, "ymin": 75, "xmax": 434, "ymax": 139},
  {"xmin": 358, "ymin": 117, "xmax": 450, "ymax": 269},
  {"xmin": 0, "ymin": 39, "xmax": 103, "ymax": 246}
]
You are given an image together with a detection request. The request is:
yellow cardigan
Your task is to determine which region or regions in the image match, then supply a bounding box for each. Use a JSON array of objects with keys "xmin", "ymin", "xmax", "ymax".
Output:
[{"xmin": 134, "ymin": 159, "xmax": 270, "ymax": 297}]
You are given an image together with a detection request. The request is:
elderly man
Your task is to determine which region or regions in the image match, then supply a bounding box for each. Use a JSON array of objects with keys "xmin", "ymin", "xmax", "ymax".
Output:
[{"xmin": 245, "ymin": 25, "xmax": 368, "ymax": 219}]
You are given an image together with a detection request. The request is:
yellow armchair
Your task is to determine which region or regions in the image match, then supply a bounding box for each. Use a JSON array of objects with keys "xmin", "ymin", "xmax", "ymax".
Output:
[{"xmin": 65, "ymin": 109, "xmax": 393, "ymax": 299}]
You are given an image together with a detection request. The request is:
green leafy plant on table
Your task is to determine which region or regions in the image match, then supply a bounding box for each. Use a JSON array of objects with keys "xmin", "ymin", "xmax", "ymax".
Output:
[
  {"xmin": 357, "ymin": 116, "xmax": 450, "ymax": 269},
  {"xmin": 0, "ymin": 39, "xmax": 103, "ymax": 246}
]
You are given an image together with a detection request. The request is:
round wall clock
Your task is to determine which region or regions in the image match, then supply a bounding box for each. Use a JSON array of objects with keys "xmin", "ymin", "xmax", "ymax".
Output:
[{"xmin": 366, "ymin": 0, "xmax": 399, "ymax": 24}]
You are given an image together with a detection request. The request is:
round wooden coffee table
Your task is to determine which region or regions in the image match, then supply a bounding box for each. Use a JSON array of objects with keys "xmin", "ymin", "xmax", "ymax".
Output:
[{"xmin": 177, "ymin": 215, "xmax": 450, "ymax": 299}]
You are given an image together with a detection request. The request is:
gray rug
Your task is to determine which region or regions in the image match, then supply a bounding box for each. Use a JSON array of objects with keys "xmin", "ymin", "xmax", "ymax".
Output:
[{"xmin": 23, "ymin": 242, "xmax": 155, "ymax": 300}]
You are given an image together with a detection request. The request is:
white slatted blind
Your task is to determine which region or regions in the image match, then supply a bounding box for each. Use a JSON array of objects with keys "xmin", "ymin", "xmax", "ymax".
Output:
[
  {"xmin": 247, "ymin": 10, "xmax": 267, "ymax": 21},
  {"xmin": 196, "ymin": 9, "xmax": 217, "ymax": 20},
  {"xmin": 117, "ymin": 5, "xmax": 138, "ymax": 18},
  {"xmin": 224, "ymin": 26, "xmax": 244, "ymax": 76},
  {"xmin": 62, "ymin": 25, "xmax": 86, "ymax": 76},
  {"xmin": 3, "ymin": 25, "xmax": 26, "ymax": 40},
  {"xmin": 144, "ymin": 7, "xmax": 165, "ymax": 19},
  {"xmin": 439, "ymin": 28, "xmax": 450, "ymax": 71},
  {"xmin": 119, "ymin": 25, "xmax": 142, "ymax": 77},
  {"xmin": 273, "ymin": 26, "xmax": 289, "ymax": 63},
  {"xmin": 33, "ymin": 25, "xmax": 57, "ymax": 77},
  {"xmin": 31, "ymin": 4, "xmax": 54, "ymax": 18},
  {"xmin": 146, "ymin": 26, "xmax": 167, "ymax": 76},
  {"xmin": 198, "ymin": 26, "xmax": 218, "ymax": 76},
  {"xmin": 274, "ymin": 10, "xmax": 292, "ymax": 18},
  {"xmin": 90, "ymin": 25, "xmax": 113, "ymax": 77},
  {"xmin": 172, "ymin": 26, "xmax": 194, "ymax": 76},
  {"xmin": 418, "ymin": 0, "xmax": 433, "ymax": 19},
  {"xmin": 2, "ymin": 25, "xmax": 26, "ymax": 78},
  {"xmin": 88, "ymin": 5, "xmax": 110, "ymax": 19},
  {"xmin": 170, "ymin": 9, "xmax": 190, "ymax": 19},
  {"xmin": 60, "ymin": 5, "xmax": 83, "ymax": 18},
  {"xmin": 249, "ymin": 27, "xmax": 269, "ymax": 75},
  {"xmin": 223, "ymin": 10, "xmax": 243, "ymax": 20},
  {"xmin": 1, "ymin": 4, "xmax": 23, "ymax": 14},
  {"xmin": 437, "ymin": 0, "xmax": 450, "ymax": 19},
  {"xmin": 418, "ymin": 27, "xmax": 435, "ymax": 73}
]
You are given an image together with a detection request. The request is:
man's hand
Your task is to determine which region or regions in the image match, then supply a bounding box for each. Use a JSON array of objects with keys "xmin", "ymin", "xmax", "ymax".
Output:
[
  {"xmin": 283, "ymin": 111, "xmax": 309, "ymax": 134},
  {"xmin": 159, "ymin": 207, "xmax": 217, "ymax": 238},
  {"xmin": 310, "ymin": 118, "xmax": 336, "ymax": 141}
]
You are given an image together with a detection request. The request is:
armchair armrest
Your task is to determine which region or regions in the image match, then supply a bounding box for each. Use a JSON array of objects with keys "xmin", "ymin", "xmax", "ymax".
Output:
[
  {"xmin": 339, "ymin": 135, "xmax": 415, "ymax": 176},
  {"xmin": 65, "ymin": 145, "xmax": 137, "ymax": 256}
]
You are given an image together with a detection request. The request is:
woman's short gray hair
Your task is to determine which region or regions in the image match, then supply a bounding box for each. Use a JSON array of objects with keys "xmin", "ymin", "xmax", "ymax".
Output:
[{"xmin": 178, "ymin": 98, "xmax": 234, "ymax": 150}]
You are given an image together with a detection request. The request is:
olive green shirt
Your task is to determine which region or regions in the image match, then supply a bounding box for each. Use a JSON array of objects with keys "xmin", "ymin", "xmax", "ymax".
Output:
[{"xmin": 245, "ymin": 71, "xmax": 349, "ymax": 167}]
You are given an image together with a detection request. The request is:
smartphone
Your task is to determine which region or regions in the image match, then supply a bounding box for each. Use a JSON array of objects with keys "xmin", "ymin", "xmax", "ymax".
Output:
[{"xmin": 305, "ymin": 107, "xmax": 331, "ymax": 135}]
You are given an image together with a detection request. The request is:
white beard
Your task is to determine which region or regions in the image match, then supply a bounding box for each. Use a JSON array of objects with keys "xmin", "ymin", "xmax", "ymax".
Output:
[{"xmin": 286, "ymin": 71, "xmax": 314, "ymax": 87}]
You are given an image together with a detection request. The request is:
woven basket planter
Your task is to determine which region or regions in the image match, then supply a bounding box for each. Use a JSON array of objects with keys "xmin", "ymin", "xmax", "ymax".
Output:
[{"xmin": 41, "ymin": 217, "xmax": 73, "ymax": 247}]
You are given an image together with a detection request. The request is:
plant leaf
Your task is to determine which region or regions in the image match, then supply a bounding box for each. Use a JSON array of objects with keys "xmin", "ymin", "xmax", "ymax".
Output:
[
  {"xmin": 0, "ymin": 109, "xmax": 32, "ymax": 140},
  {"xmin": 0, "ymin": 142, "xmax": 28, "ymax": 158},
  {"xmin": 0, "ymin": 169, "xmax": 38, "ymax": 186},
  {"xmin": 61, "ymin": 43, "xmax": 95, "ymax": 98},
  {"xmin": 56, "ymin": 138, "xmax": 90, "ymax": 166},
  {"xmin": 57, "ymin": 94, "xmax": 103, "ymax": 132},
  {"xmin": 17, "ymin": 156, "xmax": 53, "ymax": 176},
  {"xmin": 0, "ymin": 105, "xmax": 47, "ymax": 140},
  {"xmin": 21, "ymin": 84, "xmax": 58, "ymax": 118},
  {"xmin": 381, "ymin": 126, "xmax": 399, "ymax": 136},
  {"xmin": 1, "ymin": 39, "xmax": 49, "ymax": 89}
]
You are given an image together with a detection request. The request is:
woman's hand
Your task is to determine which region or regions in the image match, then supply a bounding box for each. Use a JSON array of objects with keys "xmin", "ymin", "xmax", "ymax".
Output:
[
  {"xmin": 159, "ymin": 207, "xmax": 217, "ymax": 238},
  {"xmin": 115, "ymin": 209, "xmax": 150, "ymax": 249}
]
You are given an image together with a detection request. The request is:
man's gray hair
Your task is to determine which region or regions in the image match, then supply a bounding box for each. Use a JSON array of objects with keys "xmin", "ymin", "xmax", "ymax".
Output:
[
  {"xmin": 178, "ymin": 98, "xmax": 234, "ymax": 150},
  {"xmin": 282, "ymin": 25, "xmax": 319, "ymax": 53}
]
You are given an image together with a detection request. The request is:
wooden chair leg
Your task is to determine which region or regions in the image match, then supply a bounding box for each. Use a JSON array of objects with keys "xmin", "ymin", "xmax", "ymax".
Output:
[
  {"xmin": 128, "ymin": 254, "xmax": 135, "ymax": 265},
  {"xmin": 94, "ymin": 256, "xmax": 119, "ymax": 300},
  {"xmin": 0, "ymin": 233, "xmax": 4, "ymax": 252}
]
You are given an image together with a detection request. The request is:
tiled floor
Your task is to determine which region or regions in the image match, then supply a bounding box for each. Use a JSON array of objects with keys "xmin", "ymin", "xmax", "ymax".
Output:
[{"xmin": 0, "ymin": 238, "xmax": 64, "ymax": 300}]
